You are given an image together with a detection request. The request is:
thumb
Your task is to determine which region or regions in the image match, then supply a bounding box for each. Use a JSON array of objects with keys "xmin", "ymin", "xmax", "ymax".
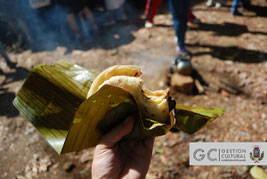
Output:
[{"xmin": 98, "ymin": 116, "xmax": 135, "ymax": 148}]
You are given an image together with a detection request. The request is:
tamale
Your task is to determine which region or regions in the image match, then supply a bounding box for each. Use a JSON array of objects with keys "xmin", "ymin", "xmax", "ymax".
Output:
[{"xmin": 13, "ymin": 60, "xmax": 224, "ymax": 154}]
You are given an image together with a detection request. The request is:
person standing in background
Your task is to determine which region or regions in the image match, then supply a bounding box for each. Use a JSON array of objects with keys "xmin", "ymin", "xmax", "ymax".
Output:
[
  {"xmin": 231, "ymin": 0, "xmax": 251, "ymax": 16},
  {"xmin": 58, "ymin": 0, "xmax": 98, "ymax": 42},
  {"xmin": 232, "ymin": 0, "xmax": 242, "ymax": 15},
  {"xmin": 144, "ymin": 0, "xmax": 163, "ymax": 28},
  {"xmin": 105, "ymin": 0, "xmax": 127, "ymax": 25},
  {"xmin": 168, "ymin": 0, "xmax": 191, "ymax": 57},
  {"xmin": 0, "ymin": 0, "xmax": 33, "ymax": 46},
  {"xmin": 144, "ymin": 0, "xmax": 200, "ymax": 29}
]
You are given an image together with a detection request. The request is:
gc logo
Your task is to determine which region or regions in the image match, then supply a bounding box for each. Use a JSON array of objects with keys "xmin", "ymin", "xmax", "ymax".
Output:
[{"xmin": 193, "ymin": 148, "xmax": 218, "ymax": 161}]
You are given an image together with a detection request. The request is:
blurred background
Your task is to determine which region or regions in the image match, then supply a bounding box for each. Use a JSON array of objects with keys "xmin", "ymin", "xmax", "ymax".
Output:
[{"xmin": 0, "ymin": 0, "xmax": 266, "ymax": 178}]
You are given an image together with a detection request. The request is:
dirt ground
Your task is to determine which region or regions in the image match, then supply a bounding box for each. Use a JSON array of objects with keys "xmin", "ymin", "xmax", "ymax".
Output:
[{"xmin": 0, "ymin": 0, "xmax": 267, "ymax": 178}]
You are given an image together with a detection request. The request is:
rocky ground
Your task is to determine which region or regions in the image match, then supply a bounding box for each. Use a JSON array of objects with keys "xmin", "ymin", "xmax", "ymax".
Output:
[{"xmin": 0, "ymin": 0, "xmax": 266, "ymax": 178}]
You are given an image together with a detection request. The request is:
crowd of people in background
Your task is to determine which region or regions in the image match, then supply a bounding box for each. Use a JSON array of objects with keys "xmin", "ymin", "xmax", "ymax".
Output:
[
  {"xmin": 143, "ymin": 0, "xmax": 252, "ymax": 57},
  {"xmin": 0, "ymin": 0, "xmax": 252, "ymax": 54},
  {"xmin": 205, "ymin": 0, "xmax": 251, "ymax": 15},
  {"xmin": 0, "ymin": 0, "xmax": 102, "ymax": 50}
]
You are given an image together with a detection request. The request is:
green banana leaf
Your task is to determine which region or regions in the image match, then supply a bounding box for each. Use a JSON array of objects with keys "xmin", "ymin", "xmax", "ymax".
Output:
[
  {"xmin": 13, "ymin": 60, "xmax": 97, "ymax": 153},
  {"xmin": 13, "ymin": 60, "xmax": 224, "ymax": 154},
  {"xmin": 174, "ymin": 104, "xmax": 225, "ymax": 134}
]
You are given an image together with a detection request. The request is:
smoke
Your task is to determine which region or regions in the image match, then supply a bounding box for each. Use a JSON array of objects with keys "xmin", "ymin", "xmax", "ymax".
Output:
[
  {"xmin": 0, "ymin": 0, "xmax": 140, "ymax": 52},
  {"xmin": 0, "ymin": 1, "xmax": 98, "ymax": 51}
]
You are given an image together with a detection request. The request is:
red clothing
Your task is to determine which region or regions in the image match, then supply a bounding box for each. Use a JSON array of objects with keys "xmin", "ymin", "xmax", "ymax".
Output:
[
  {"xmin": 188, "ymin": 8, "xmax": 196, "ymax": 23},
  {"xmin": 144, "ymin": 1, "xmax": 196, "ymax": 23},
  {"xmin": 144, "ymin": 0, "xmax": 163, "ymax": 23}
]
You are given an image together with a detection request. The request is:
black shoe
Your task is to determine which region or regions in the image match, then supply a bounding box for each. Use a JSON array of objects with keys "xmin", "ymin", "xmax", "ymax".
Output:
[
  {"xmin": 231, "ymin": 10, "xmax": 243, "ymax": 16},
  {"xmin": 176, "ymin": 48, "xmax": 192, "ymax": 60}
]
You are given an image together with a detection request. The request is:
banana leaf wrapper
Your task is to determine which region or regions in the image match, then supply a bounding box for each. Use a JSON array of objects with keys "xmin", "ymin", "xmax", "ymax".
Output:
[{"xmin": 13, "ymin": 60, "xmax": 224, "ymax": 154}]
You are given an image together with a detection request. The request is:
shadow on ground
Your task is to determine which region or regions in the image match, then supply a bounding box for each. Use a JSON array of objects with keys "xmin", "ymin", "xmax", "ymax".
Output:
[
  {"xmin": 194, "ymin": 3, "xmax": 267, "ymax": 18},
  {"xmin": 189, "ymin": 22, "xmax": 267, "ymax": 36},
  {"xmin": 0, "ymin": 89, "xmax": 19, "ymax": 118},
  {"xmin": 189, "ymin": 43, "xmax": 267, "ymax": 63},
  {"xmin": 246, "ymin": 4, "xmax": 267, "ymax": 18},
  {"xmin": 0, "ymin": 66, "xmax": 29, "ymax": 118},
  {"xmin": 0, "ymin": 49, "xmax": 29, "ymax": 118}
]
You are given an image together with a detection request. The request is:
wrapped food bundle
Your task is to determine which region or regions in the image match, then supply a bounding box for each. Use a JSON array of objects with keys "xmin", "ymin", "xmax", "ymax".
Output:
[{"xmin": 13, "ymin": 60, "xmax": 224, "ymax": 154}]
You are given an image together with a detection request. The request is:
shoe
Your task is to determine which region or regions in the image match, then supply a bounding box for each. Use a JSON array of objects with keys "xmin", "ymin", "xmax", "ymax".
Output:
[
  {"xmin": 206, "ymin": 0, "xmax": 213, "ymax": 7},
  {"xmin": 173, "ymin": 36, "xmax": 178, "ymax": 43},
  {"xmin": 215, "ymin": 2, "xmax": 222, "ymax": 8},
  {"xmin": 231, "ymin": 10, "xmax": 243, "ymax": 16},
  {"xmin": 192, "ymin": 18, "xmax": 201, "ymax": 24},
  {"xmin": 176, "ymin": 47, "xmax": 192, "ymax": 59},
  {"xmin": 145, "ymin": 21, "xmax": 153, "ymax": 28}
]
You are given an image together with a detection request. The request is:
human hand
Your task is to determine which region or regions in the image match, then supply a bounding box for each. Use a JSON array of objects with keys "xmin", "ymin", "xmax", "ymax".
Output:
[{"xmin": 92, "ymin": 116, "xmax": 154, "ymax": 179}]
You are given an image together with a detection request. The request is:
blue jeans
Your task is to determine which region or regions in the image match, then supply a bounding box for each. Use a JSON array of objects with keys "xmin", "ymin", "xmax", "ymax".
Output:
[
  {"xmin": 168, "ymin": 0, "xmax": 190, "ymax": 49},
  {"xmin": 232, "ymin": 0, "xmax": 240, "ymax": 12},
  {"xmin": 232, "ymin": 0, "xmax": 248, "ymax": 12}
]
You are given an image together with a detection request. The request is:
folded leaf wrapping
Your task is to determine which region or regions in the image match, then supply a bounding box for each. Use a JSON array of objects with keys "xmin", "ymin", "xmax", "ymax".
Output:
[{"xmin": 13, "ymin": 60, "xmax": 224, "ymax": 154}]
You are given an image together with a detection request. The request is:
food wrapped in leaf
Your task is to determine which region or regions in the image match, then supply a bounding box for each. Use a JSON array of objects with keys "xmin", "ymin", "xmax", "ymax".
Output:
[
  {"xmin": 13, "ymin": 60, "xmax": 224, "ymax": 154},
  {"xmin": 87, "ymin": 65, "xmax": 170, "ymax": 123}
]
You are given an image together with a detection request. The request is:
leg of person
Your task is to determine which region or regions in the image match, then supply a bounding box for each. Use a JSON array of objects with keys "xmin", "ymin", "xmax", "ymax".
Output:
[
  {"xmin": 168, "ymin": 0, "xmax": 190, "ymax": 53},
  {"xmin": 119, "ymin": 0, "xmax": 127, "ymax": 20},
  {"xmin": 108, "ymin": 10, "xmax": 115, "ymax": 24},
  {"xmin": 83, "ymin": 6, "xmax": 98, "ymax": 30},
  {"xmin": 17, "ymin": 18, "xmax": 33, "ymax": 42},
  {"xmin": 7, "ymin": 21, "xmax": 20, "ymax": 37},
  {"xmin": 144, "ymin": 0, "xmax": 154, "ymax": 28},
  {"xmin": 7, "ymin": 20, "xmax": 25, "ymax": 45},
  {"xmin": 119, "ymin": 6, "xmax": 127, "ymax": 20},
  {"xmin": 105, "ymin": 0, "xmax": 117, "ymax": 24},
  {"xmin": 147, "ymin": 0, "xmax": 163, "ymax": 23},
  {"xmin": 144, "ymin": 0, "xmax": 153, "ymax": 19},
  {"xmin": 231, "ymin": 0, "xmax": 242, "ymax": 15},
  {"xmin": 66, "ymin": 13, "xmax": 82, "ymax": 40}
]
